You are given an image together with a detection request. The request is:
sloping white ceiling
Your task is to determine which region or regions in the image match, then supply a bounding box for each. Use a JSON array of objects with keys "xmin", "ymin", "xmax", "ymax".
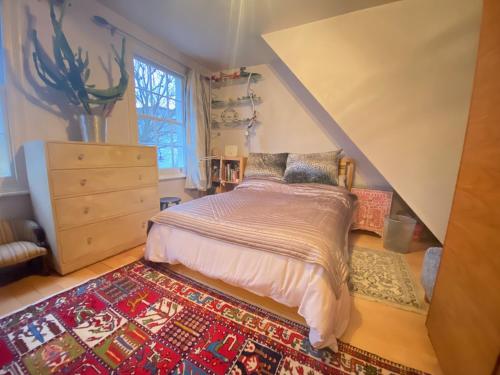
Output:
[
  {"xmin": 263, "ymin": 0, "xmax": 481, "ymax": 241},
  {"xmin": 98, "ymin": 0, "xmax": 394, "ymax": 70}
]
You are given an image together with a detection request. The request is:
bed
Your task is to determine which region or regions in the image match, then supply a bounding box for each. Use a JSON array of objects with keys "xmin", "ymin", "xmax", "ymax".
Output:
[{"xmin": 145, "ymin": 157, "xmax": 357, "ymax": 351}]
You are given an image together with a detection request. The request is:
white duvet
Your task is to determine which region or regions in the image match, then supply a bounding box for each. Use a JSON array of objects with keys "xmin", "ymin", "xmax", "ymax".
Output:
[{"xmin": 145, "ymin": 224, "xmax": 351, "ymax": 351}]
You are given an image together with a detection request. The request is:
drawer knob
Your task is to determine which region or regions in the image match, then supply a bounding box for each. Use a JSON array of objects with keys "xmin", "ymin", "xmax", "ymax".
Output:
[
  {"xmin": 138, "ymin": 175, "xmax": 143, "ymax": 181},
  {"xmin": 83, "ymin": 207, "xmax": 90, "ymax": 214},
  {"xmin": 86, "ymin": 237, "xmax": 92, "ymax": 245},
  {"xmin": 137, "ymin": 154, "xmax": 142, "ymax": 160},
  {"xmin": 80, "ymin": 179, "xmax": 87, "ymax": 186},
  {"xmin": 141, "ymin": 222, "xmax": 146, "ymax": 229},
  {"xmin": 140, "ymin": 197, "xmax": 144, "ymax": 203},
  {"xmin": 78, "ymin": 154, "xmax": 85, "ymax": 160}
]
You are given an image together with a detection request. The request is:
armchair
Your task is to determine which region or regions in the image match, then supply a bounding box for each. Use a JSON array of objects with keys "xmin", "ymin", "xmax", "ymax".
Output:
[{"xmin": 0, "ymin": 219, "xmax": 49, "ymax": 273}]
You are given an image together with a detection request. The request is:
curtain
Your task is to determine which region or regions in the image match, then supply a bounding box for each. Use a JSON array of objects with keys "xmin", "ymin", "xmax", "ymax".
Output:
[{"xmin": 185, "ymin": 69, "xmax": 211, "ymax": 191}]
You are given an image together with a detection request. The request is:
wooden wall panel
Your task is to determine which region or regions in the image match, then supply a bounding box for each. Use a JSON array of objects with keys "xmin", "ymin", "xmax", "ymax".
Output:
[{"xmin": 426, "ymin": 1, "xmax": 500, "ymax": 374}]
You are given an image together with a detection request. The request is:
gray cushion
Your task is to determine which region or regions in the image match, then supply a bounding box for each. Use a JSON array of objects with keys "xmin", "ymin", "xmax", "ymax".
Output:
[
  {"xmin": 421, "ymin": 247, "xmax": 443, "ymax": 301},
  {"xmin": 284, "ymin": 150, "xmax": 342, "ymax": 185},
  {"xmin": 245, "ymin": 153, "xmax": 288, "ymax": 179}
]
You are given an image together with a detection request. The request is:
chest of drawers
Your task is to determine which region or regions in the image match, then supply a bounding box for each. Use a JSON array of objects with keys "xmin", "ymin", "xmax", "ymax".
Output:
[{"xmin": 25, "ymin": 141, "xmax": 160, "ymax": 274}]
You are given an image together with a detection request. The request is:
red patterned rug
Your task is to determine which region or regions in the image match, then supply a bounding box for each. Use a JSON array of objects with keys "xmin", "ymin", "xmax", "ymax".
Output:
[{"xmin": 0, "ymin": 260, "xmax": 428, "ymax": 374}]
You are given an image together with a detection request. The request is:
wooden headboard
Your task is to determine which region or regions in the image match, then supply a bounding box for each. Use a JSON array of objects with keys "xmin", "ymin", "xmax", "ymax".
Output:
[{"xmin": 339, "ymin": 157, "xmax": 355, "ymax": 191}]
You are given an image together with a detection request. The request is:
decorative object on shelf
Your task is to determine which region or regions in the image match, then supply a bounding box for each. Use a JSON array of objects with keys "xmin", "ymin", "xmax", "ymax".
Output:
[
  {"xmin": 210, "ymin": 67, "xmax": 263, "ymax": 87},
  {"xmin": 31, "ymin": 0, "xmax": 129, "ymax": 143},
  {"xmin": 220, "ymin": 107, "xmax": 239, "ymax": 123},
  {"xmin": 351, "ymin": 188, "xmax": 393, "ymax": 236},
  {"xmin": 224, "ymin": 145, "xmax": 238, "ymax": 157}
]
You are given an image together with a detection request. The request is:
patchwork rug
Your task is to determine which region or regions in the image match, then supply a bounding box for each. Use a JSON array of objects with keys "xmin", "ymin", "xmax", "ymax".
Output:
[
  {"xmin": 0, "ymin": 260, "xmax": 428, "ymax": 375},
  {"xmin": 350, "ymin": 247, "xmax": 426, "ymax": 313}
]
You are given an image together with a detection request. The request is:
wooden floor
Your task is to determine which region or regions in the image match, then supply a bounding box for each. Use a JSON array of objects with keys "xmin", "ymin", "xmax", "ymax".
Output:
[{"xmin": 0, "ymin": 233, "xmax": 442, "ymax": 374}]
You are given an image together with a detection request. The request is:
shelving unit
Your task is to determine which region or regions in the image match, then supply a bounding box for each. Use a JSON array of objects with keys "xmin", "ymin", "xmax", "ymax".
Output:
[
  {"xmin": 210, "ymin": 156, "xmax": 247, "ymax": 193},
  {"xmin": 210, "ymin": 68, "xmax": 263, "ymax": 130},
  {"xmin": 211, "ymin": 75, "xmax": 262, "ymax": 89}
]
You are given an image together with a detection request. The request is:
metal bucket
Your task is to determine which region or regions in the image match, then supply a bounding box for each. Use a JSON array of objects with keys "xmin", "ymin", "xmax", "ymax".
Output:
[
  {"xmin": 383, "ymin": 215, "xmax": 417, "ymax": 253},
  {"xmin": 79, "ymin": 114, "xmax": 107, "ymax": 143}
]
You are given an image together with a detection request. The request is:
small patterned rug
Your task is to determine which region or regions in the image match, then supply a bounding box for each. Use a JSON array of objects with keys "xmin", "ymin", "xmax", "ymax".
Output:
[
  {"xmin": 0, "ymin": 259, "xmax": 429, "ymax": 374},
  {"xmin": 350, "ymin": 247, "xmax": 426, "ymax": 313}
]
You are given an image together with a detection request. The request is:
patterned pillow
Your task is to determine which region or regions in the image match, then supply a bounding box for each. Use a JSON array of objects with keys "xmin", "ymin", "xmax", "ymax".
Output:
[
  {"xmin": 245, "ymin": 153, "xmax": 289, "ymax": 179},
  {"xmin": 284, "ymin": 150, "xmax": 342, "ymax": 185}
]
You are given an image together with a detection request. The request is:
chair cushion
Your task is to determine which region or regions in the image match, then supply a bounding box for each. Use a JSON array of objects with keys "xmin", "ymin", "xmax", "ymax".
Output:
[
  {"xmin": 0, "ymin": 242, "xmax": 47, "ymax": 268},
  {"xmin": 0, "ymin": 219, "xmax": 42, "ymax": 245},
  {"xmin": 0, "ymin": 220, "xmax": 16, "ymax": 245}
]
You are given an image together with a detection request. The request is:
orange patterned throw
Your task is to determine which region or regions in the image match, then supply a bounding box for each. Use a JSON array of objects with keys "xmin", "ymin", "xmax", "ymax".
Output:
[
  {"xmin": 0, "ymin": 260, "xmax": 428, "ymax": 374},
  {"xmin": 352, "ymin": 188, "xmax": 393, "ymax": 236}
]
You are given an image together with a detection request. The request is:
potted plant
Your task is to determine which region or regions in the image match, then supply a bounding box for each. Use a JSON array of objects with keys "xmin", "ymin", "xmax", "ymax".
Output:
[{"xmin": 31, "ymin": 0, "xmax": 129, "ymax": 142}]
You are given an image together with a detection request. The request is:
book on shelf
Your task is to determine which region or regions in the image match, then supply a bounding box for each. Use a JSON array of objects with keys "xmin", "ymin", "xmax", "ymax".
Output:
[{"xmin": 224, "ymin": 163, "xmax": 240, "ymax": 183}]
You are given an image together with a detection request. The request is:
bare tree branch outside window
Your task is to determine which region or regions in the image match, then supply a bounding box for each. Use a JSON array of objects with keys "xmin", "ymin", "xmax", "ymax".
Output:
[{"xmin": 134, "ymin": 58, "xmax": 185, "ymax": 170}]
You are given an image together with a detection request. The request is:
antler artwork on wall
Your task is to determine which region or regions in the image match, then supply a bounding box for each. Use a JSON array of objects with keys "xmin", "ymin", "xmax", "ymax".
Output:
[{"xmin": 31, "ymin": 0, "xmax": 129, "ymax": 117}]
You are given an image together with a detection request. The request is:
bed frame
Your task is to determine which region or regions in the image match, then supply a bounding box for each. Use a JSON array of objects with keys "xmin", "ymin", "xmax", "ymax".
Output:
[{"xmin": 339, "ymin": 157, "xmax": 355, "ymax": 191}]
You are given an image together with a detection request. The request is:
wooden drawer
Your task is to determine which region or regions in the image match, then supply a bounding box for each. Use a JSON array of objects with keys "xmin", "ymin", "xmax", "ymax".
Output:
[
  {"xmin": 55, "ymin": 187, "xmax": 159, "ymax": 229},
  {"xmin": 50, "ymin": 167, "xmax": 157, "ymax": 197},
  {"xmin": 58, "ymin": 209, "xmax": 157, "ymax": 266},
  {"xmin": 47, "ymin": 143, "xmax": 156, "ymax": 169}
]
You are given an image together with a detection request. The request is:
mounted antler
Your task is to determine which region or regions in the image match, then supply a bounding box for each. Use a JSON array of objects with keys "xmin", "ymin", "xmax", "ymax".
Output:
[{"xmin": 32, "ymin": 0, "xmax": 129, "ymax": 116}]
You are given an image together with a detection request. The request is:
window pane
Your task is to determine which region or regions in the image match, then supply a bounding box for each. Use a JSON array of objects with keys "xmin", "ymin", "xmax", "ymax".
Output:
[
  {"xmin": 0, "ymin": 93, "xmax": 10, "ymax": 178},
  {"xmin": 136, "ymin": 92, "xmax": 182, "ymax": 123},
  {"xmin": 137, "ymin": 117, "xmax": 185, "ymax": 169},
  {"xmin": 0, "ymin": 9, "xmax": 11, "ymax": 179},
  {"xmin": 134, "ymin": 57, "xmax": 185, "ymax": 170},
  {"xmin": 0, "ymin": 139, "xmax": 10, "ymax": 178},
  {"xmin": 167, "ymin": 99, "xmax": 183, "ymax": 122}
]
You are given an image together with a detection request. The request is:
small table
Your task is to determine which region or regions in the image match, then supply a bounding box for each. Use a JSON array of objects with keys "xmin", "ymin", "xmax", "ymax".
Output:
[{"xmin": 160, "ymin": 196, "xmax": 181, "ymax": 210}]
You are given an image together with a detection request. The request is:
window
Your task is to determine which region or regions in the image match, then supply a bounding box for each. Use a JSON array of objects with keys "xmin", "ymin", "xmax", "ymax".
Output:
[
  {"xmin": 0, "ymin": 5, "xmax": 11, "ymax": 178},
  {"xmin": 133, "ymin": 57, "xmax": 185, "ymax": 173}
]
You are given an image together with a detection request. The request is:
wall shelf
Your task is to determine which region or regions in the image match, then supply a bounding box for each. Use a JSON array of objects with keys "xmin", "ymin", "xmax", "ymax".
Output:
[
  {"xmin": 211, "ymin": 96, "xmax": 262, "ymax": 109},
  {"xmin": 211, "ymin": 119, "xmax": 260, "ymax": 129},
  {"xmin": 211, "ymin": 75, "xmax": 262, "ymax": 89}
]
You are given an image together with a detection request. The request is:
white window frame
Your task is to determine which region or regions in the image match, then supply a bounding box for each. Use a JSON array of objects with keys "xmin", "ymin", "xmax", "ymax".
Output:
[
  {"xmin": 133, "ymin": 55, "xmax": 187, "ymax": 180},
  {"xmin": 0, "ymin": 0, "xmax": 19, "ymax": 193}
]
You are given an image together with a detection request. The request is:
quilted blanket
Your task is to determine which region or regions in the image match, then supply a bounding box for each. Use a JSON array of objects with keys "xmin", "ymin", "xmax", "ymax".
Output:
[{"xmin": 151, "ymin": 178, "xmax": 357, "ymax": 298}]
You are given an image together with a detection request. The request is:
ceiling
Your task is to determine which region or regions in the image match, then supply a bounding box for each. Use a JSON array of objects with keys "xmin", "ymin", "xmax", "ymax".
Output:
[{"xmin": 98, "ymin": 0, "xmax": 394, "ymax": 71}]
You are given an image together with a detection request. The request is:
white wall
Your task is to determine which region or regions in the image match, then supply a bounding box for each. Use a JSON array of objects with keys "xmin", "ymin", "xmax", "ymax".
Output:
[
  {"xmin": 0, "ymin": 0, "xmax": 208, "ymax": 218},
  {"xmin": 263, "ymin": 0, "xmax": 481, "ymax": 242},
  {"xmin": 212, "ymin": 64, "xmax": 389, "ymax": 188}
]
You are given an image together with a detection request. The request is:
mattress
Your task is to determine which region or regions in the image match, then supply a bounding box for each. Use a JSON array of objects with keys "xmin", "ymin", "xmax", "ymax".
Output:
[{"xmin": 145, "ymin": 223, "xmax": 351, "ymax": 350}]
